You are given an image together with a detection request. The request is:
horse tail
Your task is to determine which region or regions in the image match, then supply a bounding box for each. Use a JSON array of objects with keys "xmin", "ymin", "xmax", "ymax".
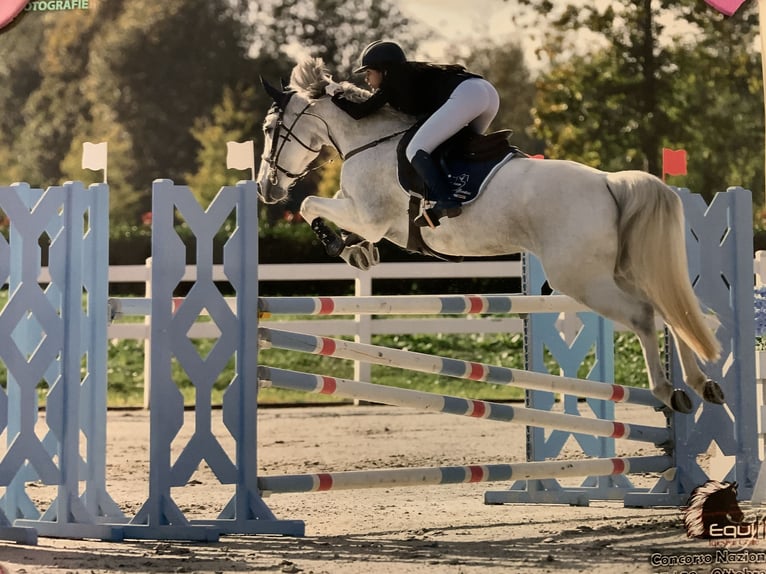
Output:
[{"xmin": 606, "ymin": 171, "xmax": 721, "ymax": 363}]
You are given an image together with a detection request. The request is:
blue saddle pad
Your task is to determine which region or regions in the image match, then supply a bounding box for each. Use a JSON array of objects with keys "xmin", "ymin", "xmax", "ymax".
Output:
[
  {"xmin": 441, "ymin": 154, "xmax": 515, "ymax": 204},
  {"xmin": 396, "ymin": 125, "xmax": 521, "ymax": 205}
]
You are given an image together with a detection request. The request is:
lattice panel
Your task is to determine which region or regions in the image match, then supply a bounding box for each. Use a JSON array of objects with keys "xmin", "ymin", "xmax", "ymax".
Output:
[
  {"xmin": 666, "ymin": 187, "xmax": 759, "ymax": 499},
  {"xmin": 0, "ymin": 182, "xmax": 119, "ymax": 542},
  {"xmin": 494, "ymin": 253, "xmax": 632, "ymax": 504},
  {"xmin": 127, "ymin": 179, "xmax": 301, "ymax": 540}
]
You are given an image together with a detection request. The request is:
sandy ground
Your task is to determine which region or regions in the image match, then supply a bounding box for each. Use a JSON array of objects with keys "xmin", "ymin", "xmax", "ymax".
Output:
[{"xmin": 0, "ymin": 403, "xmax": 759, "ymax": 574}]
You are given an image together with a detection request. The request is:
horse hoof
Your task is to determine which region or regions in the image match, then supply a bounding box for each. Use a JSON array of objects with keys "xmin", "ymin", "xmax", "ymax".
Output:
[
  {"xmin": 670, "ymin": 390, "xmax": 693, "ymax": 414},
  {"xmin": 702, "ymin": 380, "xmax": 725, "ymax": 404},
  {"xmin": 350, "ymin": 253, "xmax": 371, "ymax": 271}
]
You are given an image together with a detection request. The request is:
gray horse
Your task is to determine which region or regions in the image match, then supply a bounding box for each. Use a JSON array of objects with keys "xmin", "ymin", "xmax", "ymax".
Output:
[{"xmin": 257, "ymin": 56, "xmax": 723, "ymax": 415}]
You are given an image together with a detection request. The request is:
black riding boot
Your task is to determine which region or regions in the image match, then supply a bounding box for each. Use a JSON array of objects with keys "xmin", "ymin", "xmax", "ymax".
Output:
[{"xmin": 410, "ymin": 150, "xmax": 462, "ymax": 228}]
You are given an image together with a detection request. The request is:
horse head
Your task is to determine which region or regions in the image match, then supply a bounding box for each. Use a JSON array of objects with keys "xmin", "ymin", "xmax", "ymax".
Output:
[
  {"xmin": 256, "ymin": 75, "xmax": 326, "ymax": 204},
  {"xmin": 684, "ymin": 480, "xmax": 745, "ymax": 538},
  {"xmin": 706, "ymin": 481, "xmax": 745, "ymax": 524}
]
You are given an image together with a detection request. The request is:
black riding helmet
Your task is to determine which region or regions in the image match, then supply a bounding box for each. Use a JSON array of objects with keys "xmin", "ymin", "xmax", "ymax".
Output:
[{"xmin": 353, "ymin": 41, "xmax": 406, "ymax": 73}]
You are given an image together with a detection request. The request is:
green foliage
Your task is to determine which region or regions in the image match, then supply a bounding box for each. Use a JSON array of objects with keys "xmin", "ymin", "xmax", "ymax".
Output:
[
  {"xmin": 523, "ymin": 0, "xmax": 764, "ymax": 202},
  {"xmin": 1, "ymin": 0, "xmax": 255, "ymax": 224},
  {"xmin": 186, "ymin": 85, "xmax": 262, "ymax": 207},
  {"xmin": 251, "ymin": 0, "xmax": 418, "ymax": 78}
]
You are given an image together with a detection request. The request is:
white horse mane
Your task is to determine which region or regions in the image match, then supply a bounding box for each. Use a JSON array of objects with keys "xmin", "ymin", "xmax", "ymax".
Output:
[{"xmin": 287, "ymin": 57, "xmax": 380, "ymax": 105}]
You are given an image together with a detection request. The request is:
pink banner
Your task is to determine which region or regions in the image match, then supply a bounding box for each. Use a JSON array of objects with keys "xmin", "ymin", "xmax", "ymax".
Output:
[
  {"xmin": 0, "ymin": 0, "xmax": 29, "ymax": 29},
  {"xmin": 704, "ymin": 0, "xmax": 747, "ymax": 15}
]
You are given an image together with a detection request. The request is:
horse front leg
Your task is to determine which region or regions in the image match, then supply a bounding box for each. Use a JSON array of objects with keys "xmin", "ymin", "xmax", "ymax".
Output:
[
  {"xmin": 310, "ymin": 217, "xmax": 345, "ymax": 257},
  {"xmin": 301, "ymin": 195, "xmax": 388, "ymax": 242},
  {"xmin": 301, "ymin": 195, "xmax": 387, "ymax": 270}
]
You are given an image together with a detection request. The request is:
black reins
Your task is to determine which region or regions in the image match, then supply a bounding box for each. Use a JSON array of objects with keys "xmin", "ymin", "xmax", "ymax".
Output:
[{"xmin": 343, "ymin": 129, "xmax": 408, "ymax": 161}]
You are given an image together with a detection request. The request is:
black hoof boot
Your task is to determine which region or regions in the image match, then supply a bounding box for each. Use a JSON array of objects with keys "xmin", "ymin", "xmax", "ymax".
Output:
[{"xmin": 311, "ymin": 218, "xmax": 345, "ymax": 257}]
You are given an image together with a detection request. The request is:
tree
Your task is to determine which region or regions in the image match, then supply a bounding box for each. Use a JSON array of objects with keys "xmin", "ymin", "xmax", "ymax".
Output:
[
  {"xmin": 186, "ymin": 85, "xmax": 261, "ymax": 207},
  {"xmin": 2, "ymin": 0, "xmax": 256, "ymax": 222},
  {"xmin": 519, "ymin": 0, "xmax": 764, "ymax": 201},
  {"xmin": 78, "ymin": 0, "xmax": 254, "ymax": 219},
  {"xmin": 0, "ymin": 10, "xmax": 47, "ymax": 185},
  {"xmin": 250, "ymin": 0, "xmax": 417, "ymax": 79}
]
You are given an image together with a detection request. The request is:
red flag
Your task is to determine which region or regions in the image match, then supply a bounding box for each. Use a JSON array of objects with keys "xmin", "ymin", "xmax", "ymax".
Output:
[{"xmin": 662, "ymin": 148, "xmax": 687, "ymax": 177}]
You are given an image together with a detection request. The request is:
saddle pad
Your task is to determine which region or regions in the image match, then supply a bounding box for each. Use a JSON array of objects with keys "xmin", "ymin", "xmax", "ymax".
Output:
[
  {"xmin": 442, "ymin": 153, "xmax": 516, "ymax": 204},
  {"xmin": 397, "ymin": 125, "xmax": 520, "ymax": 205}
]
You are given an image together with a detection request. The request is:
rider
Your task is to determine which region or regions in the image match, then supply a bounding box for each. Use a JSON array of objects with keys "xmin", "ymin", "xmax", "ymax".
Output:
[{"xmin": 326, "ymin": 40, "xmax": 500, "ymax": 227}]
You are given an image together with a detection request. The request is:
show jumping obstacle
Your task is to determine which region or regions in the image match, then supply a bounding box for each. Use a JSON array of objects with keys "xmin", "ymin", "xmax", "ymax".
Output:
[
  {"xmin": 258, "ymin": 366, "xmax": 670, "ymax": 444},
  {"xmin": 0, "ymin": 178, "xmax": 759, "ymax": 543},
  {"xmin": 257, "ymin": 325, "xmax": 661, "ymax": 407}
]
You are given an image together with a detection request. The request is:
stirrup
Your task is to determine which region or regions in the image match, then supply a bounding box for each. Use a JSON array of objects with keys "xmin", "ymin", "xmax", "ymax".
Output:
[{"xmin": 414, "ymin": 202, "xmax": 462, "ymax": 228}]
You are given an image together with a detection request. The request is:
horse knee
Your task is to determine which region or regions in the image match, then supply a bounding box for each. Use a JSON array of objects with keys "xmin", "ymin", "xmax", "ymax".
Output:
[{"xmin": 299, "ymin": 196, "xmax": 320, "ymax": 221}]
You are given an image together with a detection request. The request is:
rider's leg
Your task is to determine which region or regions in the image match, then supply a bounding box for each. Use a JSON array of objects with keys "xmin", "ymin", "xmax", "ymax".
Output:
[
  {"xmin": 410, "ymin": 149, "xmax": 462, "ymax": 227},
  {"xmin": 407, "ymin": 79, "xmax": 499, "ymax": 227},
  {"xmin": 467, "ymin": 80, "xmax": 500, "ymax": 133}
]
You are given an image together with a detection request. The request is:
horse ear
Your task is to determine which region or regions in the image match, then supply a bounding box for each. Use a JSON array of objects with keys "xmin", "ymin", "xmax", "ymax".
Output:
[{"xmin": 260, "ymin": 76, "xmax": 285, "ymax": 106}]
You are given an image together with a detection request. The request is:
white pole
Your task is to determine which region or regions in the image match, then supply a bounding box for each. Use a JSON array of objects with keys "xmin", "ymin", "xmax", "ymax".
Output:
[{"xmin": 760, "ymin": 0, "xmax": 766, "ymax": 204}]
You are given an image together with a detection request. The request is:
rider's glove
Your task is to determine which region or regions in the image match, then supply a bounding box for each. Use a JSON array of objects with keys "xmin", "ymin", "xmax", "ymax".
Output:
[{"xmin": 325, "ymin": 81, "xmax": 343, "ymax": 97}]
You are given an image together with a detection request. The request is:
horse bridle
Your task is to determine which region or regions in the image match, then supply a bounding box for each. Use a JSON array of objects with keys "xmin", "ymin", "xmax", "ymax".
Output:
[
  {"xmin": 264, "ymin": 92, "xmax": 408, "ymax": 186},
  {"xmin": 263, "ymin": 94, "xmax": 324, "ymax": 186}
]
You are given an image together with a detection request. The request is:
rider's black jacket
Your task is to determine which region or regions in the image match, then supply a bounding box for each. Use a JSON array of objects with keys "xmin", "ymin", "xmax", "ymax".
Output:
[{"xmin": 331, "ymin": 61, "xmax": 481, "ymax": 120}]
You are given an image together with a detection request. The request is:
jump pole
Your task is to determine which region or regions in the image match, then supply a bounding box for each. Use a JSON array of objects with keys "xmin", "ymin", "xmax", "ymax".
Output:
[
  {"xmin": 109, "ymin": 293, "xmax": 588, "ymax": 319},
  {"xmin": 258, "ymin": 455, "xmax": 673, "ymax": 494},
  {"xmin": 258, "ymin": 293, "xmax": 589, "ymax": 316},
  {"xmin": 258, "ymin": 366, "xmax": 670, "ymax": 445},
  {"xmin": 259, "ymin": 327, "xmax": 662, "ymax": 408}
]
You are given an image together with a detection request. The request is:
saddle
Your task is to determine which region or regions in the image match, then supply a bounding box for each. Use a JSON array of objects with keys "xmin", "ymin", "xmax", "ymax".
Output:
[
  {"xmin": 397, "ymin": 124, "xmax": 522, "ymax": 204},
  {"xmin": 397, "ymin": 124, "xmax": 524, "ymax": 261}
]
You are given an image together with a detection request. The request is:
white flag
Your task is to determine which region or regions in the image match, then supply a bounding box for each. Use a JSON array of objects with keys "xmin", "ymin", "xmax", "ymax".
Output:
[
  {"xmin": 82, "ymin": 141, "xmax": 108, "ymax": 171},
  {"xmin": 226, "ymin": 140, "xmax": 255, "ymax": 173}
]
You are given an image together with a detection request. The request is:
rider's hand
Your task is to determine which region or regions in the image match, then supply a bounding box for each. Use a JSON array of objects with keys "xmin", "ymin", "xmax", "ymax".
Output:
[{"xmin": 325, "ymin": 81, "xmax": 343, "ymax": 97}]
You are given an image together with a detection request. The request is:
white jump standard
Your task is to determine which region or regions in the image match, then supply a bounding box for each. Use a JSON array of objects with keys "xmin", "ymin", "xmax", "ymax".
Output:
[{"xmin": 0, "ymin": 176, "xmax": 758, "ymax": 542}]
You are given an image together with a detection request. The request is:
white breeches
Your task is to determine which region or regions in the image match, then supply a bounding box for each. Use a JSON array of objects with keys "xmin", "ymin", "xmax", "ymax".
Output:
[{"xmin": 405, "ymin": 78, "xmax": 500, "ymax": 161}]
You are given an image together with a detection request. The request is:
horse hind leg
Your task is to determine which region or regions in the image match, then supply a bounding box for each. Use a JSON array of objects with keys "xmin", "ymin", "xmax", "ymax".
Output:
[
  {"xmin": 556, "ymin": 274, "xmax": 695, "ymax": 413},
  {"xmin": 667, "ymin": 326, "xmax": 725, "ymax": 405}
]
